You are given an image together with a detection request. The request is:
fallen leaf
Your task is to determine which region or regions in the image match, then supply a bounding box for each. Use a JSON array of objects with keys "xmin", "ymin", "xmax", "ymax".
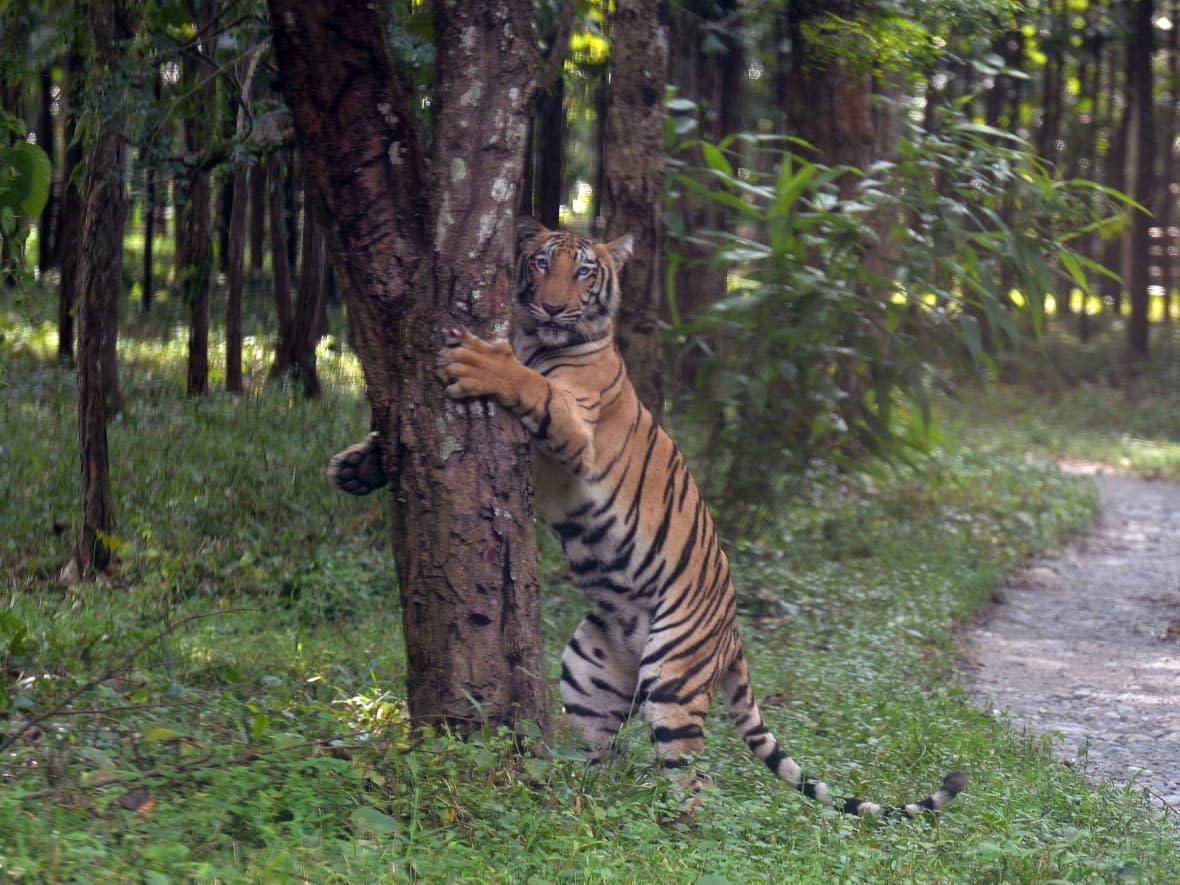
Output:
[{"xmin": 119, "ymin": 787, "xmax": 152, "ymax": 813}]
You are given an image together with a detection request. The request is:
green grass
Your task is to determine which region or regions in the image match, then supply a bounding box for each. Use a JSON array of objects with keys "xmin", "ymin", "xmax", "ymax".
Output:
[
  {"xmin": 946, "ymin": 320, "xmax": 1180, "ymax": 481},
  {"xmin": 3, "ymin": 288, "xmax": 1179, "ymax": 882}
]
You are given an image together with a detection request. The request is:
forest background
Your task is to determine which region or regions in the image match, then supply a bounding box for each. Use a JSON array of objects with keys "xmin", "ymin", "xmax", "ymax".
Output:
[{"xmin": 3, "ymin": 0, "xmax": 1180, "ymax": 881}]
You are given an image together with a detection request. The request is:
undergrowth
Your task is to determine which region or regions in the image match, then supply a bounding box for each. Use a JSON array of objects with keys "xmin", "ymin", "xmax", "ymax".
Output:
[
  {"xmin": 946, "ymin": 320, "xmax": 1180, "ymax": 481},
  {"xmin": 3, "ymin": 290, "xmax": 1178, "ymax": 882}
]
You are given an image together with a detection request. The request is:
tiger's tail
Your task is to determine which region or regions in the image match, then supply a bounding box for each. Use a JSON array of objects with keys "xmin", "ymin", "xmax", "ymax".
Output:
[{"xmin": 720, "ymin": 652, "xmax": 967, "ymax": 818}]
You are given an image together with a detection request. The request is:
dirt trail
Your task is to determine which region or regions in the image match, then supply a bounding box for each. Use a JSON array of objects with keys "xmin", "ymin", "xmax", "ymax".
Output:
[{"xmin": 964, "ymin": 465, "xmax": 1180, "ymax": 817}]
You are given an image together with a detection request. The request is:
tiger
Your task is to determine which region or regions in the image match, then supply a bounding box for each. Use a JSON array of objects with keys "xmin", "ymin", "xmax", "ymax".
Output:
[{"xmin": 328, "ymin": 217, "xmax": 968, "ymax": 817}]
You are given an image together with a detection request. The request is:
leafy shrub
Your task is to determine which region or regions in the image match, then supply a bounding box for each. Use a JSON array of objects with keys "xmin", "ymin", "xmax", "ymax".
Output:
[{"xmin": 664, "ymin": 100, "xmax": 1132, "ymax": 533}]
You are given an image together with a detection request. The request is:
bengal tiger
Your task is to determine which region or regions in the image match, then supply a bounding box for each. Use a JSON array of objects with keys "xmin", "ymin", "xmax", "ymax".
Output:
[{"xmin": 328, "ymin": 218, "xmax": 967, "ymax": 817}]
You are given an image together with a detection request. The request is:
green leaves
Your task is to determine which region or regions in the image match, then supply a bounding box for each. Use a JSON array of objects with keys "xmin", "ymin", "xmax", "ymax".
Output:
[
  {"xmin": 0, "ymin": 142, "xmax": 52, "ymax": 222},
  {"xmin": 664, "ymin": 100, "xmax": 1128, "ymax": 533},
  {"xmin": 351, "ymin": 806, "xmax": 402, "ymax": 836}
]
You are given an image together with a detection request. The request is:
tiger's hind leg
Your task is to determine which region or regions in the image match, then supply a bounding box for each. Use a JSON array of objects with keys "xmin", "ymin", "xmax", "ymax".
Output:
[
  {"xmin": 637, "ymin": 655, "xmax": 717, "ymax": 803},
  {"xmin": 327, "ymin": 432, "xmax": 388, "ymax": 496},
  {"xmin": 560, "ymin": 616, "xmax": 641, "ymax": 758}
]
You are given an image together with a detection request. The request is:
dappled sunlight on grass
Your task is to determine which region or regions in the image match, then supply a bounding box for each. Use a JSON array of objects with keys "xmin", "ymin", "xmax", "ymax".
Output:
[
  {"xmin": 940, "ymin": 322, "xmax": 1180, "ymax": 480},
  {"xmin": 0, "ymin": 316, "xmax": 59, "ymax": 363}
]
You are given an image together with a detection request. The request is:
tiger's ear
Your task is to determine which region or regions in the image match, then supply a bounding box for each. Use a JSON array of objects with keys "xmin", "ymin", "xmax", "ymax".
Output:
[
  {"xmin": 605, "ymin": 233, "xmax": 633, "ymax": 270},
  {"xmin": 516, "ymin": 216, "xmax": 550, "ymax": 254}
]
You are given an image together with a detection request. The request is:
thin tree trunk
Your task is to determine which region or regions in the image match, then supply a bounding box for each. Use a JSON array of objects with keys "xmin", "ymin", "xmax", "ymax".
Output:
[
  {"xmin": 182, "ymin": 164, "xmax": 213, "ymax": 396},
  {"xmin": 291, "ymin": 198, "xmax": 326, "ymax": 397},
  {"xmin": 535, "ymin": 77, "xmax": 565, "ymax": 230},
  {"xmin": 1160, "ymin": 0, "xmax": 1179, "ymax": 325},
  {"xmin": 179, "ymin": 23, "xmax": 219, "ymax": 397},
  {"xmin": 57, "ymin": 48, "xmax": 84, "ymax": 367},
  {"xmin": 225, "ymin": 161, "xmax": 248, "ymax": 393},
  {"xmin": 1127, "ymin": 0, "xmax": 1154, "ymax": 355},
  {"xmin": 266, "ymin": 151, "xmax": 294, "ymax": 381},
  {"xmin": 1077, "ymin": 13, "xmax": 1104, "ymax": 341},
  {"xmin": 593, "ymin": 61, "xmax": 609, "ymax": 224},
  {"xmin": 1040, "ymin": 0, "xmax": 1068, "ymax": 321},
  {"xmin": 1103, "ymin": 42, "xmax": 1129, "ymax": 316},
  {"xmin": 249, "ymin": 159, "xmax": 266, "ymax": 278},
  {"xmin": 36, "ymin": 68, "xmax": 59, "ymax": 271},
  {"xmin": 270, "ymin": 0, "xmax": 548, "ymax": 737},
  {"xmin": 522, "ymin": 0, "xmax": 572, "ymax": 226},
  {"xmin": 142, "ymin": 68, "xmax": 162, "ymax": 314},
  {"xmin": 216, "ymin": 175, "xmax": 233, "ymax": 275},
  {"xmin": 143, "ymin": 164, "xmax": 156, "ymax": 313},
  {"xmin": 225, "ymin": 43, "xmax": 265, "ymax": 394},
  {"xmin": 603, "ymin": 0, "xmax": 670, "ymax": 421}
]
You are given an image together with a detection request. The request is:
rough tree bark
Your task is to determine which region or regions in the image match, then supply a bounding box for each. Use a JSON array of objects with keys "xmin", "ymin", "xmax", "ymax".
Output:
[
  {"xmin": 785, "ymin": 0, "xmax": 883, "ymax": 198},
  {"xmin": 603, "ymin": 0, "xmax": 670, "ymax": 422},
  {"xmin": 75, "ymin": 0, "xmax": 134, "ymax": 574},
  {"xmin": 269, "ymin": 0, "xmax": 549, "ymax": 737}
]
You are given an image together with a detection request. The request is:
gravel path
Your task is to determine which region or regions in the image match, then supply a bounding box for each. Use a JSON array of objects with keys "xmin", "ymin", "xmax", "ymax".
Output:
[{"xmin": 963, "ymin": 465, "xmax": 1180, "ymax": 818}]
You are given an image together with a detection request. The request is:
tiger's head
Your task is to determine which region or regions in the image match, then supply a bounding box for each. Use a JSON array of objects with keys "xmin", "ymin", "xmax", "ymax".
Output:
[{"xmin": 514, "ymin": 217, "xmax": 633, "ymax": 349}]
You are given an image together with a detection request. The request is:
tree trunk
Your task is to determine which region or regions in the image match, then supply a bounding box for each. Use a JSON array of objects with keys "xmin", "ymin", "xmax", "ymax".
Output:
[
  {"xmin": 225, "ymin": 161, "xmax": 248, "ymax": 393},
  {"xmin": 216, "ymin": 174, "xmax": 233, "ymax": 275},
  {"xmin": 1102, "ymin": 40, "xmax": 1129, "ymax": 316},
  {"xmin": 76, "ymin": 0, "xmax": 133, "ymax": 575},
  {"xmin": 225, "ymin": 44, "xmax": 265, "ymax": 394},
  {"xmin": 249, "ymin": 159, "xmax": 266, "ymax": 278},
  {"xmin": 142, "ymin": 68, "xmax": 162, "ymax": 314},
  {"xmin": 290, "ymin": 196, "xmax": 326, "ymax": 397},
  {"xmin": 522, "ymin": 0, "xmax": 573, "ymax": 228},
  {"xmin": 1159, "ymin": 0, "xmax": 1179, "ymax": 325},
  {"xmin": 57, "ymin": 48, "xmax": 84, "ymax": 368},
  {"xmin": 36, "ymin": 68, "xmax": 59, "ymax": 271},
  {"xmin": 1127, "ymin": 0, "xmax": 1154, "ymax": 356},
  {"xmin": 266, "ymin": 150, "xmax": 294, "ymax": 381},
  {"xmin": 179, "ymin": 31, "xmax": 218, "ymax": 397},
  {"xmin": 785, "ymin": 0, "xmax": 879, "ymax": 197},
  {"xmin": 603, "ymin": 0, "xmax": 670, "ymax": 421},
  {"xmin": 1039, "ymin": 0, "xmax": 1068, "ymax": 320},
  {"xmin": 1076, "ymin": 14, "xmax": 1105, "ymax": 341},
  {"xmin": 143, "ymin": 163, "xmax": 156, "ymax": 313},
  {"xmin": 182, "ymin": 163, "xmax": 213, "ymax": 396},
  {"xmin": 269, "ymin": 0, "xmax": 549, "ymax": 738},
  {"xmin": 535, "ymin": 77, "xmax": 565, "ymax": 230},
  {"xmin": 667, "ymin": 0, "xmax": 744, "ymax": 402}
]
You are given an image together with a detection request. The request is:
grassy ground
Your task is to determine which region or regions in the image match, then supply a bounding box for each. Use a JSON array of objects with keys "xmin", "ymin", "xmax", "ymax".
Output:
[
  {"xmin": 3, "ymin": 288, "xmax": 1179, "ymax": 883},
  {"xmin": 948, "ymin": 317, "xmax": 1180, "ymax": 480}
]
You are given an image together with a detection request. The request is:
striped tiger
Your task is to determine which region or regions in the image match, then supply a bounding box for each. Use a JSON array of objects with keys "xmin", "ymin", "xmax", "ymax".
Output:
[{"xmin": 330, "ymin": 218, "xmax": 967, "ymax": 817}]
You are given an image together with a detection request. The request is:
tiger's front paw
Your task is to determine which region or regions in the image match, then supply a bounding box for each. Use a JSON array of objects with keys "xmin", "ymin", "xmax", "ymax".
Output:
[{"xmin": 436, "ymin": 327, "xmax": 515, "ymax": 400}]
